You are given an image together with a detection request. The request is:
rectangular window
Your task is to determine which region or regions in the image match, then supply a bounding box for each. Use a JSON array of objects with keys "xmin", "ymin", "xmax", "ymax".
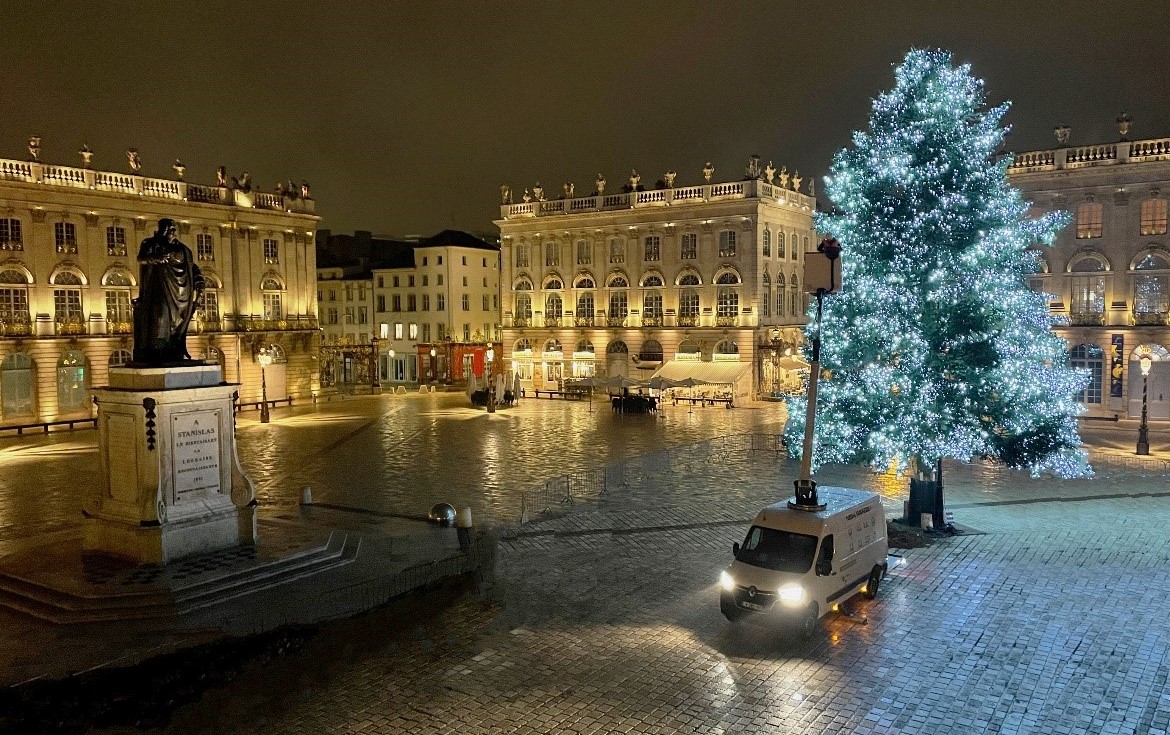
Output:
[
  {"xmin": 483, "ymin": 257, "xmax": 487, "ymax": 267},
  {"xmin": 493, "ymin": 294, "xmax": 498, "ymax": 308},
  {"xmin": 393, "ymin": 276, "xmax": 400, "ymax": 287},
  {"xmin": 0, "ymin": 286, "xmax": 29, "ymax": 320},
  {"xmin": 0, "ymin": 218, "xmax": 23, "ymax": 250},
  {"xmin": 644, "ymin": 235, "xmax": 660, "ymax": 262},
  {"xmin": 344, "ymin": 307, "xmax": 355, "ymax": 323},
  {"xmin": 463, "ymin": 323, "xmax": 470, "ymax": 341},
  {"xmin": 515, "ymin": 246, "xmax": 529, "ymax": 268},
  {"xmin": 263, "ymin": 293, "xmax": 283, "ymax": 320},
  {"xmin": 437, "ymin": 274, "xmax": 444, "ymax": 286},
  {"xmin": 327, "ymin": 307, "xmax": 338, "ymax": 324},
  {"xmin": 392, "ymin": 295, "xmax": 402, "ymax": 311},
  {"xmin": 1141, "ymin": 199, "xmax": 1168, "ymax": 236},
  {"xmin": 681, "ymin": 232, "xmax": 697, "ymax": 260},
  {"xmin": 408, "ymin": 276, "xmax": 415, "ymax": 287},
  {"xmin": 377, "ymin": 294, "xmax": 386, "ymax": 311},
  {"xmin": 329, "ymin": 289, "xmax": 336, "ymax": 301},
  {"xmin": 105, "ymin": 290, "xmax": 131, "ymax": 323},
  {"xmin": 545, "ymin": 243, "xmax": 559, "ymax": 267},
  {"xmin": 1076, "ymin": 203, "xmax": 1103, "ymax": 239},
  {"xmin": 577, "ymin": 240, "xmax": 591, "ymax": 265},
  {"xmin": 358, "ymin": 307, "xmax": 368, "ymax": 324},
  {"xmin": 437, "ymin": 294, "xmax": 446, "ymax": 310},
  {"xmin": 763, "ymin": 287, "xmax": 771, "ymax": 317},
  {"xmin": 106, "ymin": 226, "xmax": 127, "ymax": 256},
  {"xmin": 53, "ymin": 288, "xmax": 83, "ymax": 321},
  {"xmin": 462, "ymin": 256, "xmax": 467, "ymax": 266},
  {"xmin": 395, "ymin": 323, "xmax": 404, "ymax": 339},
  {"xmin": 422, "ymin": 324, "xmax": 431, "ymax": 342},
  {"xmin": 263, "ymin": 238, "xmax": 279, "ymax": 263},
  {"xmin": 422, "ymin": 275, "xmax": 428, "ymax": 286},
  {"xmin": 358, "ymin": 285, "xmax": 366, "ymax": 301},
  {"xmin": 438, "ymin": 256, "xmax": 443, "ymax": 265},
  {"xmin": 609, "ymin": 238, "xmax": 624, "ymax": 264},
  {"xmin": 462, "ymin": 294, "xmax": 470, "ymax": 311},
  {"xmin": 422, "ymin": 294, "xmax": 430, "ymax": 311},
  {"xmin": 422, "ymin": 257, "xmax": 428, "ymax": 266},
  {"xmin": 408, "ymin": 294, "xmax": 417, "ymax": 311},
  {"xmin": 377, "ymin": 276, "xmax": 384, "ymax": 288},
  {"xmin": 346, "ymin": 285, "xmax": 354, "ymax": 301},
  {"xmin": 462, "ymin": 276, "xmax": 468, "ymax": 287},
  {"xmin": 719, "ymin": 230, "xmax": 737, "ymax": 257},
  {"xmin": 196, "ymin": 233, "xmax": 214, "ymax": 261},
  {"xmin": 482, "ymin": 276, "xmax": 487, "ymax": 287},
  {"xmin": 200, "ymin": 290, "xmax": 220, "ymax": 322},
  {"xmin": 409, "ymin": 323, "xmax": 418, "ymax": 340},
  {"xmin": 54, "ymin": 222, "xmax": 77, "ymax": 254},
  {"xmin": 482, "ymin": 295, "xmax": 489, "ymax": 310}
]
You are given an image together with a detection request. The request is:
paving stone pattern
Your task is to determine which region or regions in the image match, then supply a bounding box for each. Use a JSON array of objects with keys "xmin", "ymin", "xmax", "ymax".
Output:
[{"xmin": 163, "ymin": 441, "xmax": 1170, "ymax": 735}]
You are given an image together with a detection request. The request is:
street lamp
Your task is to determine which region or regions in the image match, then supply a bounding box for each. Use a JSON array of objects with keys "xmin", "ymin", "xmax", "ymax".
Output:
[
  {"xmin": 1137, "ymin": 353, "xmax": 1153, "ymax": 455},
  {"xmin": 257, "ymin": 346, "xmax": 272, "ymax": 424},
  {"xmin": 429, "ymin": 347, "xmax": 437, "ymax": 384},
  {"xmin": 388, "ymin": 348, "xmax": 395, "ymax": 384}
]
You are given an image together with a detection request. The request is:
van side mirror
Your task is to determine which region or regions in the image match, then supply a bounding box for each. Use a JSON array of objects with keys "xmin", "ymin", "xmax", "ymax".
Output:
[{"xmin": 732, "ymin": 542, "xmax": 740, "ymax": 558}]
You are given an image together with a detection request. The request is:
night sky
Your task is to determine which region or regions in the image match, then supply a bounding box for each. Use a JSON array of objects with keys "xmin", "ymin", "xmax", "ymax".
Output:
[{"xmin": 2, "ymin": 1, "xmax": 1168, "ymax": 237}]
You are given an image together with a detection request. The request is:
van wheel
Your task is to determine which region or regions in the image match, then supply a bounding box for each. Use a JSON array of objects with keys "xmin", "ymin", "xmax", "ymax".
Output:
[
  {"xmin": 799, "ymin": 603, "xmax": 819, "ymax": 638},
  {"xmin": 863, "ymin": 566, "xmax": 882, "ymax": 600}
]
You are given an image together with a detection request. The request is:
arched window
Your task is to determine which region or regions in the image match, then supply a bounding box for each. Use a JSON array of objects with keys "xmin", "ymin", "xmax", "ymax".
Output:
[
  {"xmin": 543, "ymin": 277, "xmax": 563, "ymax": 290},
  {"xmin": 51, "ymin": 271, "xmax": 84, "ymax": 333},
  {"xmin": 776, "ymin": 272, "xmax": 786, "ymax": 316},
  {"xmin": 102, "ymin": 268, "xmax": 134, "ymax": 333},
  {"xmin": 545, "ymin": 293, "xmax": 563, "ymax": 324},
  {"xmin": 607, "ymin": 274, "xmax": 629, "ymax": 289},
  {"xmin": 514, "ymin": 338, "xmax": 533, "ymax": 353},
  {"xmin": 56, "ymin": 350, "xmax": 88, "ymax": 415},
  {"xmin": 677, "ymin": 338, "xmax": 701, "ymax": 356},
  {"xmin": 261, "ymin": 276, "xmax": 284, "ymax": 322},
  {"xmin": 575, "ymin": 339, "xmax": 594, "ymax": 354},
  {"xmin": 1133, "ymin": 252, "xmax": 1170, "ymax": 324},
  {"xmin": 1, "ymin": 352, "xmax": 34, "ymax": 418},
  {"xmin": 640, "ymin": 339, "xmax": 663, "ymax": 362},
  {"xmin": 0, "ymin": 268, "xmax": 31, "ymax": 331},
  {"xmin": 716, "ymin": 271, "xmax": 741, "ymax": 285},
  {"xmin": 571, "ymin": 339, "xmax": 595, "ymax": 377},
  {"xmin": 573, "ymin": 274, "xmax": 595, "ymax": 289},
  {"xmin": 606, "ymin": 340, "xmax": 628, "ymax": 354},
  {"xmin": 201, "ymin": 346, "xmax": 224, "ymax": 367},
  {"xmin": 109, "ymin": 349, "xmax": 133, "ymax": 368},
  {"xmin": 1068, "ymin": 253, "xmax": 1107, "ymax": 322},
  {"xmin": 762, "ymin": 228, "xmax": 771, "ymax": 257},
  {"xmin": 514, "ymin": 277, "xmax": 534, "ymax": 291},
  {"xmin": 265, "ymin": 344, "xmax": 288, "ymax": 364},
  {"xmin": 714, "ymin": 340, "xmax": 739, "ymax": 355},
  {"xmin": 544, "ymin": 339, "xmax": 562, "ymax": 353},
  {"xmin": 790, "ymin": 274, "xmax": 801, "ymax": 316},
  {"xmin": 514, "ymin": 294, "xmax": 532, "ymax": 325},
  {"xmin": 763, "ymin": 269, "xmax": 771, "ymax": 317},
  {"xmin": 676, "ymin": 272, "xmax": 701, "ymax": 287},
  {"xmin": 716, "ymin": 270, "xmax": 740, "ymax": 324},
  {"xmin": 1069, "ymin": 344, "xmax": 1103, "ymax": 405},
  {"xmin": 640, "ymin": 274, "xmax": 664, "ymax": 288}
]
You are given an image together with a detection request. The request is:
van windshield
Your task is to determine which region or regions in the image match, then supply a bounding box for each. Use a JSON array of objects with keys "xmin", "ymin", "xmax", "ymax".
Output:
[{"xmin": 737, "ymin": 526, "xmax": 818, "ymax": 573}]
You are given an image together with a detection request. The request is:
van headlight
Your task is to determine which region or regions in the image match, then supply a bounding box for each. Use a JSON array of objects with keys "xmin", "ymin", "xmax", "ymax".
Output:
[
  {"xmin": 778, "ymin": 583, "xmax": 806, "ymax": 606},
  {"xmin": 719, "ymin": 570, "xmax": 735, "ymax": 591}
]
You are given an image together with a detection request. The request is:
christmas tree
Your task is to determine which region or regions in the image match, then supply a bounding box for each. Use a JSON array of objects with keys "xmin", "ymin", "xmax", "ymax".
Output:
[{"xmin": 785, "ymin": 49, "xmax": 1089, "ymax": 516}]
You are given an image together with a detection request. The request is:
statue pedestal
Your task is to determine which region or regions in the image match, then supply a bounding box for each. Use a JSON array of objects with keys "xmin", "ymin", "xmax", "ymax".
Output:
[{"xmin": 84, "ymin": 365, "xmax": 257, "ymax": 564}]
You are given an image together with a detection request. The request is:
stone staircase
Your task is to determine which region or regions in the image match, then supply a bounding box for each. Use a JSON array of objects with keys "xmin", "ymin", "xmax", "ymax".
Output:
[{"xmin": 0, "ymin": 531, "xmax": 360, "ymax": 624}]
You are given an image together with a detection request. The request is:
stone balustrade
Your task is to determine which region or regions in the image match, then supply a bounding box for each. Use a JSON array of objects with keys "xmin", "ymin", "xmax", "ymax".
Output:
[
  {"xmin": 0, "ymin": 158, "xmax": 315, "ymax": 214},
  {"xmin": 1007, "ymin": 136, "xmax": 1170, "ymax": 174},
  {"xmin": 500, "ymin": 178, "xmax": 814, "ymax": 219}
]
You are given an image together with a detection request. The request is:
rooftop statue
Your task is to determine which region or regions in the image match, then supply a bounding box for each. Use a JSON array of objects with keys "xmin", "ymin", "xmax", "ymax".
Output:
[{"xmin": 132, "ymin": 218, "xmax": 205, "ymax": 365}]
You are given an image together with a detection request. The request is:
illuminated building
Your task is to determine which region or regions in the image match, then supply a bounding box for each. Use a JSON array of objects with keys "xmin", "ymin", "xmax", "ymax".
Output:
[
  {"xmin": 495, "ymin": 164, "xmax": 815, "ymax": 397},
  {"xmin": 1009, "ymin": 126, "xmax": 1170, "ymax": 418},
  {"xmin": 0, "ymin": 152, "xmax": 319, "ymax": 425}
]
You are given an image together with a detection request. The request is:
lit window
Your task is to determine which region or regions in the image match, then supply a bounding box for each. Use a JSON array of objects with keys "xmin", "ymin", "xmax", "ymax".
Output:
[
  {"xmin": 1141, "ymin": 199, "xmax": 1168, "ymax": 236},
  {"xmin": 263, "ymin": 238, "xmax": 280, "ymax": 263},
  {"xmin": 1076, "ymin": 203, "xmax": 1103, "ymax": 239},
  {"xmin": 681, "ymin": 233, "xmax": 697, "ymax": 260},
  {"xmin": 719, "ymin": 230, "xmax": 736, "ymax": 257},
  {"xmin": 196, "ymin": 233, "xmax": 214, "ymax": 261},
  {"xmin": 106, "ymin": 226, "xmax": 127, "ymax": 256}
]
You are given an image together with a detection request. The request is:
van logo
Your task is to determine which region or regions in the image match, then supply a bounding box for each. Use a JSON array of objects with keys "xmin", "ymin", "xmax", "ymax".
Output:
[{"xmin": 748, "ymin": 586, "xmax": 757, "ymax": 598}]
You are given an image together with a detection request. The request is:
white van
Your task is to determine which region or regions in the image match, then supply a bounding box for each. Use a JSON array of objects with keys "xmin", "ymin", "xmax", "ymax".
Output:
[{"xmin": 720, "ymin": 486, "xmax": 888, "ymax": 635}]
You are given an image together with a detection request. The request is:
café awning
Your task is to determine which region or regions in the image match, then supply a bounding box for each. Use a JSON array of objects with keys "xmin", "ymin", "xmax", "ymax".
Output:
[{"xmin": 651, "ymin": 360, "xmax": 752, "ymax": 386}]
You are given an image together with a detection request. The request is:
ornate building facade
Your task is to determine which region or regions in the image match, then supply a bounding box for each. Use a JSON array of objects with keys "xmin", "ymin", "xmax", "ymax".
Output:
[
  {"xmin": 495, "ymin": 163, "xmax": 815, "ymax": 397},
  {"xmin": 0, "ymin": 150, "xmax": 320, "ymax": 426},
  {"xmin": 1008, "ymin": 127, "xmax": 1170, "ymax": 418}
]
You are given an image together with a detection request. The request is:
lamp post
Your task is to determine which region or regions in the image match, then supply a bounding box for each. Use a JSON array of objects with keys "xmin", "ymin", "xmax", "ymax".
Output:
[
  {"xmin": 388, "ymin": 348, "xmax": 395, "ymax": 384},
  {"xmin": 429, "ymin": 347, "xmax": 437, "ymax": 385},
  {"xmin": 1137, "ymin": 354, "xmax": 1153, "ymax": 455},
  {"xmin": 486, "ymin": 347, "xmax": 495, "ymax": 413},
  {"xmin": 257, "ymin": 347, "xmax": 272, "ymax": 424}
]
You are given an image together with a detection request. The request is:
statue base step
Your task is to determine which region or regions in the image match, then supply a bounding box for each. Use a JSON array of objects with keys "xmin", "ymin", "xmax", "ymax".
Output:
[{"xmin": 108, "ymin": 364, "xmax": 223, "ymax": 390}]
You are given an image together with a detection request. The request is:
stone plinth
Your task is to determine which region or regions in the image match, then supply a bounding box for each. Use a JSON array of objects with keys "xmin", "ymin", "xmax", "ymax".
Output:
[{"xmin": 85, "ymin": 366, "xmax": 256, "ymax": 564}]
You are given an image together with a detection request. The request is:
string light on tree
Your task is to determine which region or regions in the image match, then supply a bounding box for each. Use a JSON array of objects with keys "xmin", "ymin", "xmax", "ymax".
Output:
[{"xmin": 784, "ymin": 49, "xmax": 1090, "ymax": 524}]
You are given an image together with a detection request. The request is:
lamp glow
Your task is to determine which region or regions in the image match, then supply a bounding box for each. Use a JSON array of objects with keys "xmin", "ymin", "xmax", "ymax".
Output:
[{"xmin": 719, "ymin": 570, "xmax": 735, "ymax": 591}]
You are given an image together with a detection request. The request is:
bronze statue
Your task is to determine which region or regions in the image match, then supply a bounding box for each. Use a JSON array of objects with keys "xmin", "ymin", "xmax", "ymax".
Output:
[{"xmin": 132, "ymin": 218, "xmax": 205, "ymax": 364}]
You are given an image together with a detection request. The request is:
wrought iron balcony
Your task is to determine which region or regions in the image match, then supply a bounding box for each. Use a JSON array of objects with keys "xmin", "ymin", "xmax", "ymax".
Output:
[
  {"xmin": 715, "ymin": 315, "xmax": 738, "ymax": 327},
  {"xmin": 513, "ymin": 315, "xmax": 531, "ymax": 327},
  {"xmin": 606, "ymin": 315, "xmax": 627, "ymax": 328},
  {"xmin": 56, "ymin": 316, "xmax": 87, "ymax": 335},
  {"xmin": 0, "ymin": 316, "xmax": 32, "ymax": 336},
  {"xmin": 677, "ymin": 314, "xmax": 698, "ymax": 327},
  {"xmin": 574, "ymin": 315, "xmax": 595, "ymax": 327},
  {"xmin": 641, "ymin": 314, "xmax": 662, "ymax": 327},
  {"xmin": 544, "ymin": 315, "xmax": 561, "ymax": 327},
  {"xmin": 1133, "ymin": 311, "xmax": 1169, "ymax": 326},
  {"xmin": 107, "ymin": 320, "xmax": 132, "ymax": 335},
  {"xmin": 1068, "ymin": 310, "xmax": 1105, "ymax": 326}
]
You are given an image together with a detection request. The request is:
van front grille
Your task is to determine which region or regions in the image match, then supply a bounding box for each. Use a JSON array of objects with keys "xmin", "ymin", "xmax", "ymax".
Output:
[{"xmin": 734, "ymin": 586, "xmax": 776, "ymax": 610}]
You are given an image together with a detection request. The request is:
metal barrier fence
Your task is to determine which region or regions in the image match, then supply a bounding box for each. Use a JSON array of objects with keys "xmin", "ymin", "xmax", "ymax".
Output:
[{"xmin": 518, "ymin": 432, "xmax": 786, "ymax": 524}]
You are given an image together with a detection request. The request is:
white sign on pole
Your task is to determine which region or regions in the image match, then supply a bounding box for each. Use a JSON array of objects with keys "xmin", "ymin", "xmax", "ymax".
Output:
[{"xmin": 804, "ymin": 250, "xmax": 842, "ymax": 294}]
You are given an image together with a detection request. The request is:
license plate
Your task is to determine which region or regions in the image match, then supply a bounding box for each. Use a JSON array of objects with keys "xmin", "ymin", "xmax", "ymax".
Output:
[{"xmin": 740, "ymin": 601, "xmax": 764, "ymax": 610}]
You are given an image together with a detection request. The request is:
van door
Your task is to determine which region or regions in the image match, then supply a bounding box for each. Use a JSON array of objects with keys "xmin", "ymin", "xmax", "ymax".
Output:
[{"xmin": 814, "ymin": 534, "xmax": 835, "ymax": 606}]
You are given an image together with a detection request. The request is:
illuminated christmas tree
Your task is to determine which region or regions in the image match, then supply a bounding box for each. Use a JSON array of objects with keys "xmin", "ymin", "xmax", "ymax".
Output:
[{"xmin": 785, "ymin": 50, "xmax": 1089, "ymax": 520}]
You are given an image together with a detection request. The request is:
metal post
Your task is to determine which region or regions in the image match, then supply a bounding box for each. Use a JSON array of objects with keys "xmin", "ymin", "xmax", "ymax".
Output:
[
  {"xmin": 1137, "ymin": 371, "xmax": 1150, "ymax": 455},
  {"xmin": 791, "ymin": 290, "xmax": 825, "ymax": 510},
  {"xmin": 259, "ymin": 364, "xmax": 270, "ymax": 424}
]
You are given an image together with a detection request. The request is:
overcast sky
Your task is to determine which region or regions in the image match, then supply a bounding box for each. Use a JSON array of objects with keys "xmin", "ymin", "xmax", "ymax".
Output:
[{"xmin": 2, "ymin": 1, "xmax": 1167, "ymax": 237}]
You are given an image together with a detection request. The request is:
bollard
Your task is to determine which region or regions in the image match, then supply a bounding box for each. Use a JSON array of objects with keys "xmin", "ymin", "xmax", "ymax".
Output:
[
  {"xmin": 301, "ymin": 486, "xmax": 313, "ymax": 505},
  {"xmin": 456, "ymin": 507, "xmax": 473, "ymax": 553}
]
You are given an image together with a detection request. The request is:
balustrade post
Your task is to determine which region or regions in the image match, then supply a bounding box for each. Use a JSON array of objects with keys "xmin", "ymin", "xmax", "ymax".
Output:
[
  {"xmin": 29, "ymin": 162, "xmax": 43, "ymax": 183},
  {"xmin": 1054, "ymin": 148, "xmax": 1068, "ymax": 170},
  {"xmin": 83, "ymin": 170, "xmax": 96, "ymax": 189},
  {"xmin": 132, "ymin": 175, "xmax": 144, "ymax": 195}
]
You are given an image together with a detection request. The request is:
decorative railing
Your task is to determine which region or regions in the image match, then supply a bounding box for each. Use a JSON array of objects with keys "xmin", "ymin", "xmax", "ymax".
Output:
[
  {"xmin": 606, "ymin": 315, "xmax": 626, "ymax": 328},
  {"xmin": 106, "ymin": 320, "xmax": 132, "ymax": 335},
  {"xmin": 543, "ymin": 315, "xmax": 561, "ymax": 327},
  {"xmin": 0, "ymin": 239, "xmax": 23, "ymax": 251},
  {"xmin": 637, "ymin": 352, "xmax": 663, "ymax": 363},
  {"xmin": 1008, "ymin": 136, "xmax": 1170, "ymax": 174},
  {"xmin": 513, "ymin": 315, "xmax": 531, "ymax": 327},
  {"xmin": 0, "ymin": 317, "xmax": 32, "ymax": 336},
  {"xmin": 56, "ymin": 316, "xmax": 87, "ymax": 335},
  {"xmin": 715, "ymin": 315, "xmax": 737, "ymax": 327},
  {"xmin": 0, "ymin": 158, "xmax": 315, "ymax": 214},
  {"xmin": 501, "ymin": 179, "xmax": 813, "ymax": 219},
  {"xmin": 194, "ymin": 317, "xmax": 223, "ymax": 333},
  {"xmin": 677, "ymin": 314, "xmax": 698, "ymax": 327},
  {"xmin": 641, "ymin": 314, "xmax": 662, "ymax": 327},
  {"xmin": 1133, "ymin": 311, "xmax": 1168, "ymax": 326},
  {"xmin": 574, "ymin": 315, "xmax": 594, "ymax": 327},
  {"xmin": 107, "ymin": 245, "xmax": 127, "ymax": 257},
  {"xmin": 1068, "ymin": 311, "xmax": 1105, "ymax": 326}
]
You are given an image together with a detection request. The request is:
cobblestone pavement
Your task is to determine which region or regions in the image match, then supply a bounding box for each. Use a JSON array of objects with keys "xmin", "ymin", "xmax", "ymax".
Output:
[
  {"xmin": 156, "ymin": 444, "xmax": 1170, "ymax": 735},
  {"xmin": 0, "ymin": 394, "xmax": 787, "ymax": 545}
]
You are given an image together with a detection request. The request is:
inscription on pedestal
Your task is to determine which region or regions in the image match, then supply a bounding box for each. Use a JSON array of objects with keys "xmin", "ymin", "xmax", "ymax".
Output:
[{"xmin": 172, "ymin": 410, "xmax": 221, "ymax": 500}]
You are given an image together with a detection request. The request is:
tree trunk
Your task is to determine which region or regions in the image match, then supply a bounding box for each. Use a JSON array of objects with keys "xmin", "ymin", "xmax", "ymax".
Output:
[{"xmin": 905, "ymin": 455, "xmax": 942, "ymax": 528}]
